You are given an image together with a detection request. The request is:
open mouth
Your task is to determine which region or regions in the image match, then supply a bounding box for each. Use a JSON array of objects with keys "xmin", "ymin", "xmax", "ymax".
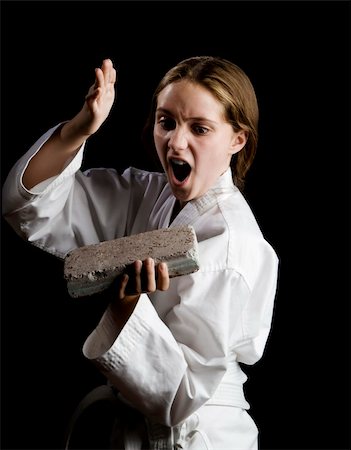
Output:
[{"xmin": 170, "ymin": 159, "xmax": 191, "ymax": 182}]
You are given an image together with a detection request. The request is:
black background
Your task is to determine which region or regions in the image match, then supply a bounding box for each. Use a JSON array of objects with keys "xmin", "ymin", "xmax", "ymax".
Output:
[{"xmin": 1, "ymin": 1, "xmax": 350, "ymax": 449}]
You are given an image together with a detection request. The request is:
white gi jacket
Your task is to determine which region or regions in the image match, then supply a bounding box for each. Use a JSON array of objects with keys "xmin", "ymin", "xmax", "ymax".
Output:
[{"xmin": 2, "ymin": 124, "xmax": 279, "ymax": 450}]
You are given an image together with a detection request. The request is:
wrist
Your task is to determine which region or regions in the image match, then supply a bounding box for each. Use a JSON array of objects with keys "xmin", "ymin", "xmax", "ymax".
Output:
[{"xmin": 58, "ymin": 118, "xmax": 87, "ymax": 153}]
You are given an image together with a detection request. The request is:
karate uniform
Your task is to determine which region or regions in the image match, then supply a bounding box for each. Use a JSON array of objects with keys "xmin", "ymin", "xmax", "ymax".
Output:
[{"xmin": 2, "ymin": 124, "xmax": 279, "ymax": 449}]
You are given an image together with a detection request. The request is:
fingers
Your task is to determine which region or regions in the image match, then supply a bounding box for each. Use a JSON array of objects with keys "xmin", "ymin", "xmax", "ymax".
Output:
[
  {"xmin": 101, "ymin": 58, "xmax": 117, "ymax": 84},
  {"xmin": 122, "ymin": 258, "xmax": 170, "ymax": 296},
  {"xmin": 157, "ymin": 262, "xmax": 170, "ymax": 291},
  {"xmin": 85, "ymin": 59, "xmax": 116, "ymax": 101},
  {"xmin": 97, "ymin": 59, "xmax": 117, "ymax": 91},
  {"xmin": 144, "ymin": 259, "xmax": 169, "ymax": 292},
  {"xmin": 124, "ymin": 260, "xmax": 142, "ymax": 295},
  {"xmin": 94, "ymin": 66, "xmax": 104, "ymax": 89},
  {"xmin": 118, "ymin": 273, "xmax": 129, "ymax": 299},
  {"xmin": 144, "ymin": 258, "xmax": 156, "ymax": 292},
  {"xmin": 84, "ymin": 69, "xmax": 103, "ymax": 104},
  {"xmin": 134, "ymin": 259, "xmax": 143, "ymax": 293}
]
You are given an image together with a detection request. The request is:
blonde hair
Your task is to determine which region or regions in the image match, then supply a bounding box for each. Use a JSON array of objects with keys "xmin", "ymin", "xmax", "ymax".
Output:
[{"xmin": 142, "ymin": 56, "xmax": 259, "ymax": 191}]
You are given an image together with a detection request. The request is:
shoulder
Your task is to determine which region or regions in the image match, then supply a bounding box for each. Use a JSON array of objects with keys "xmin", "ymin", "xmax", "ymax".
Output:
[
  {"xmin": 221, "ymin": 191, "xmax": 279, "ymax": 286},
  {"xmin": 218, "ymin": 187, "xmax": 262, "ymax": 236},
  {"xmin": 197, "ymin": 187, "xmax": 278, "ymax": 288}
]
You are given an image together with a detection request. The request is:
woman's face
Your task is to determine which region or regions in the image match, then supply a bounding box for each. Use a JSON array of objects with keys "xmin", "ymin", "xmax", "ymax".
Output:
[{"xmin": 153, "ymin": 80, "xmax": 247, "ymax": 206}]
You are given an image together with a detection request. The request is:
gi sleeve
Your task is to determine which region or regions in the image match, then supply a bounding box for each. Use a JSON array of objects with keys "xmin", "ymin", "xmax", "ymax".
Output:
[{"xmin": 1, "ymin": 125, "xmax": 144, "ymax": 258}]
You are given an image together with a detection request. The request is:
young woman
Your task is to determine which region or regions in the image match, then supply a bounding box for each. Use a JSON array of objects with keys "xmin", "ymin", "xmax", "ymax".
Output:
[{"xmin": 2, "ymin": 56, "xmax": 279, "ymax": 449}]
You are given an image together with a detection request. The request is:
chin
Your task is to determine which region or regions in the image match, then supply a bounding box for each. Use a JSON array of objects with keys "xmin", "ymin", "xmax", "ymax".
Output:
[{"xmin": 172, "ymin": 188, "xmax": 192, "ymax": 204}]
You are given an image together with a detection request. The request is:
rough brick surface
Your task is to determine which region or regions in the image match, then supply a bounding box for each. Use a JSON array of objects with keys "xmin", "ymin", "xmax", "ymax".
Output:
[{"xmin": 64, "ymin": 225, "xmax": 200, "ymax": 298}]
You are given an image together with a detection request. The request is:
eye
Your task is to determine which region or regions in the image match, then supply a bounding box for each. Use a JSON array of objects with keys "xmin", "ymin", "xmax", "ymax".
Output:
[
  {"xmin": 158, "ymin": 117, "xmax": 176, "ymax": 131},
  {"xmin": 192, "ymin": 124, "xmax": 209, "ymax": 135}
]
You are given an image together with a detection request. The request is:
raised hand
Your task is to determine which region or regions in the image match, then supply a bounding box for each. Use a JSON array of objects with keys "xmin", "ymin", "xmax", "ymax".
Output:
[
  {"xmin": 22, "ymin": 59, "xmax": 117, "ymax": 191},
  {"xmin": 74, "ymin": 58, "xmax": 117, "ymax": 137}
]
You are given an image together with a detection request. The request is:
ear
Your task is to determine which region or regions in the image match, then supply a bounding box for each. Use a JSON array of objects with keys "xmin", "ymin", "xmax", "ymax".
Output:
[{"xmin": 229, "ymin": 130, "xmax": 248, "ymax": 155}]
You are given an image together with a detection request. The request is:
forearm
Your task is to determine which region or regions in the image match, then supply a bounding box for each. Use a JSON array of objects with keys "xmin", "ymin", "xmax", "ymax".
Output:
[{"xmin": 22, "ymin": 117, "xmax": 89, "ymax": 190}]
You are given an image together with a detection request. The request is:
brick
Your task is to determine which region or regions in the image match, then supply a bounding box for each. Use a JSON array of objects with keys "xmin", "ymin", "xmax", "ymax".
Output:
[{"xmin": 64, "ymin": 225, "xmax": 200, "ymax": 298}]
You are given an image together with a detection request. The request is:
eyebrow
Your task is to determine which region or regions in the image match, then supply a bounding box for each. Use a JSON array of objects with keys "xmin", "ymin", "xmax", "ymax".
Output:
[{"xmin": 155, "ymin": 107, "xmax": 219, "ymax": 125}]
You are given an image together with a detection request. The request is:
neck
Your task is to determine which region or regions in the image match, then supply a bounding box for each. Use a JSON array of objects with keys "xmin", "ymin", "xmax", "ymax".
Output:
[{"xmin": 170, "ymin": 199, "xmax": 184, "ymax": 223}]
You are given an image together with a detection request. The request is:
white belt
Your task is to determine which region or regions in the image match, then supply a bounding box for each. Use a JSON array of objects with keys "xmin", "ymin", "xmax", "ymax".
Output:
[
  {"xmin": 64, "ymin": 380, "xmax": 249, "ymax": 450},
  {"xmin": 206, "ymin": 381, "xmax": 250, "ymax": 409}
]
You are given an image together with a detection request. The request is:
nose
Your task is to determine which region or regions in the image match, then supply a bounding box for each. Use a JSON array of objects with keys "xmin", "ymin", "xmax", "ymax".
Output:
[{"xmin": 168, "ymin": 125, "xmax": 188, "ymax": 152}]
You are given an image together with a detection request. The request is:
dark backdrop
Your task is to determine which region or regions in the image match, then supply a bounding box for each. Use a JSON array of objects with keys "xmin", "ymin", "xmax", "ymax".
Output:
[{"xmin": 1, "ymin": 1, "xmax": 350, "ymax": 449}]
